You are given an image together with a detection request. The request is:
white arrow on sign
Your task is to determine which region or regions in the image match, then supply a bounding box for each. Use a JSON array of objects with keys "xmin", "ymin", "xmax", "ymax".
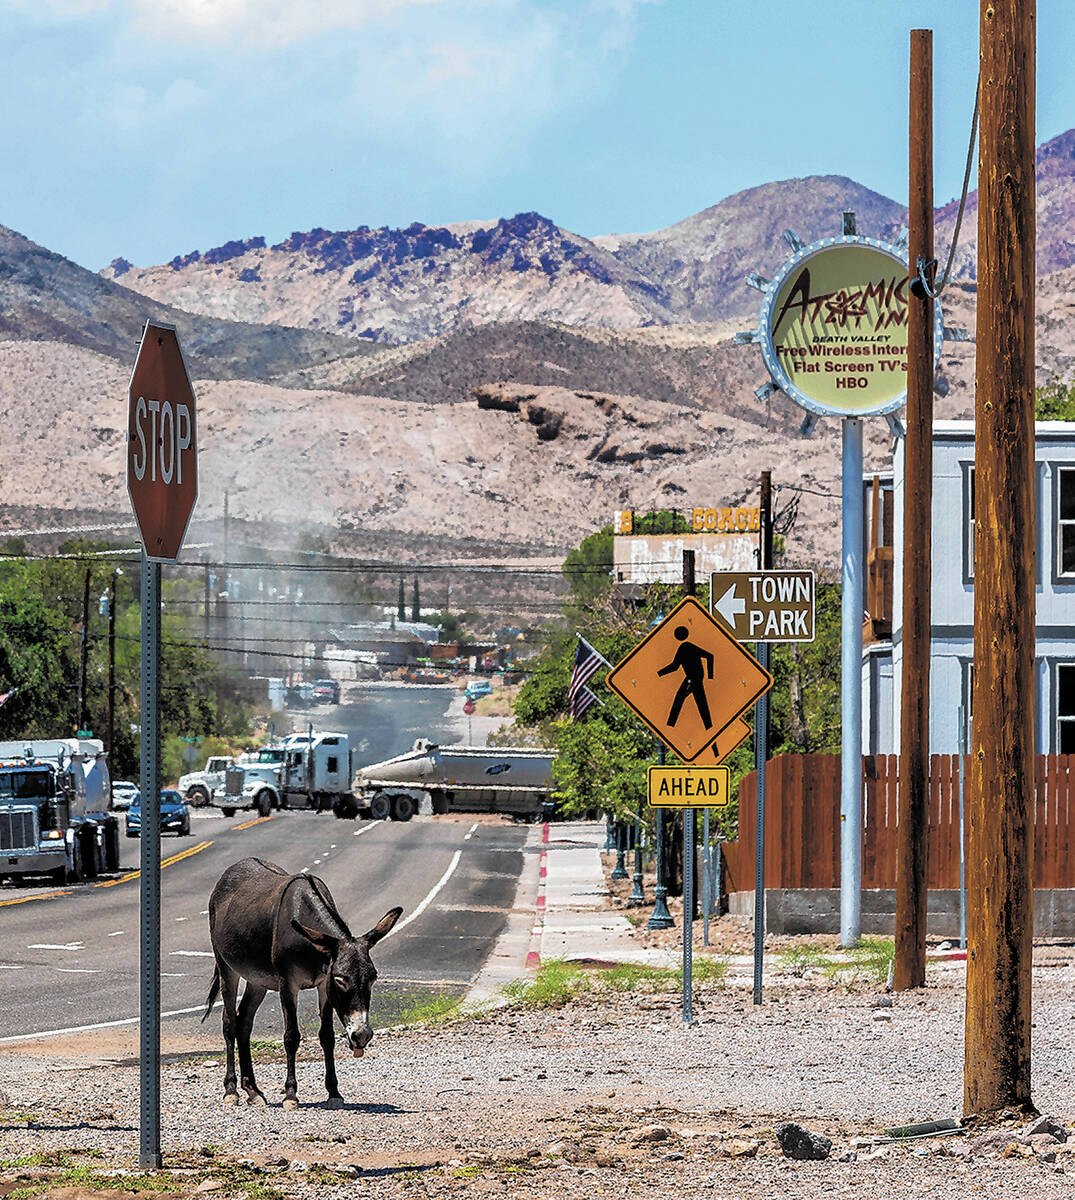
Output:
[{"xmin": 714, "ymin": 584, "xmax": 746, "ymax": 629}]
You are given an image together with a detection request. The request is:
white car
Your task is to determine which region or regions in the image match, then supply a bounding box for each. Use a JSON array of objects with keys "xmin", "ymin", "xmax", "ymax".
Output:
[{"xmin": 111, "ymin": 780, "xmax": 140, "ymax": 811}]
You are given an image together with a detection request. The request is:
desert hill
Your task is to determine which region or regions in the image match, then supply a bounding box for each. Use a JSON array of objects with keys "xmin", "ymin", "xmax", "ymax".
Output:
[{"xmin": 0, "ymin": 224, "xmax": 371, "ymax": 382}]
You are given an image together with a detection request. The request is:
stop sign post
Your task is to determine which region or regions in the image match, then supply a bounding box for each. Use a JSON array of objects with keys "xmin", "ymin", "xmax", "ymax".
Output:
[{"xmin": 126, "ymin": 322, "xmax": 199, "ymax": 1168}]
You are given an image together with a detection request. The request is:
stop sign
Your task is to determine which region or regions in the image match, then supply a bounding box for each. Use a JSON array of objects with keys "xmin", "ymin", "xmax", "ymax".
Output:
[{"xmin": 127, "ymin": 322, "xmax": 199, "ymax": 560}]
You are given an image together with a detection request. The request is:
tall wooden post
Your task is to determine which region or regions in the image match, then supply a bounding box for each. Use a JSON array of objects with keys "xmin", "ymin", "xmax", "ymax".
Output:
[
  {"xmin": 895, "ymin": 28, "xmax": 934, "ymax": 992},
  {"xmin": 965, "ymin": 0, "xmax": 1036, "ymax": 1116}
]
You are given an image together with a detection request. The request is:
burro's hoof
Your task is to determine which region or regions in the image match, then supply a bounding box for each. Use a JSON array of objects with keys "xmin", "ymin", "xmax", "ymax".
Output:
[
  {"xmin": 222, "ymin": 1093, "xmax": 240, "ymax": 1107},
  {"xmin": 247, "ymin": 1092, "xmax": 267, "ymax": 1107},
  {"xmin": 282, "ymin": 1098, "xmax": 299, "ymax": 1111},
  {"xmin": 326, "ymin": 1096, "xmax": 343, "ymax": 1110}
]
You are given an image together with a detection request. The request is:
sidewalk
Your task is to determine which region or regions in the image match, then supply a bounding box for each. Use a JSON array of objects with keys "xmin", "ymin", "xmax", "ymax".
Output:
[{"xmin": 466, "ymin": 820, "xmax": 674, "ymax": 1002}]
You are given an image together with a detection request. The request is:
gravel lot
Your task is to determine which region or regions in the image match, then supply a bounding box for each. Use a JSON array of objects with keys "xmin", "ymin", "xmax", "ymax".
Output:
[{"xmin": 1, "ymin": 943, "xmax": 1073, "ymax": 1200}]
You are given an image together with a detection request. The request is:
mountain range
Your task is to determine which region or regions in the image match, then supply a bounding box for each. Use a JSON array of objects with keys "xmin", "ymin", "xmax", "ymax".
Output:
[
  {"xmin": 1, "ymin": 132, "xmax": 1073, "ymax": 568},
  {"xmin": 98, "ymin": 130, "xmax": 1075, "ymax": 347}
]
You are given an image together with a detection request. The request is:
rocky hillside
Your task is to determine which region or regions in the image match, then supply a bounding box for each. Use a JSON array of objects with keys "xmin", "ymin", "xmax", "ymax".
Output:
[
  {"xmin": 98, "ymin": 129, "xmax": 1075, "ymax": 344},
  {"xmin": 0, "ymin": 224, "xmax": 370, "ymax": 381},
  {"xmin": 101, "ymin": 213, "xmax": 677, "ymax": 345}
]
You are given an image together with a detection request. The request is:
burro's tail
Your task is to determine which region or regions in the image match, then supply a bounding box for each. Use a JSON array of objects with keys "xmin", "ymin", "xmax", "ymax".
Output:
[{"xmin": 202, "ymin": 966, "xmax": 220, "ymax": 1022}]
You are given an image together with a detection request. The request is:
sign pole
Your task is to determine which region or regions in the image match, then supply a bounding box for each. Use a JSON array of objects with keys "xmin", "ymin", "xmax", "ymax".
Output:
[
  {"xmin": 753, "ymin": 471, "xmax": 773, "ymax": 1003},
  {"xmin": 139, "ymin": 550, "xmax": 162, "ymax": 1169},
  {"xmin": 647, "ymin": 746, "xmax": 674, "ymax": 929},
  {"xmin": 682, "ymin": 809, "xmax": 693, "ymax": 1023},
  {"xmin": 702, "ymin": 806, "xmax": 711, "ymax": 945},
  {"xmin": 840, "ymin": 418, "xmax": 864, "ymax": 947}
]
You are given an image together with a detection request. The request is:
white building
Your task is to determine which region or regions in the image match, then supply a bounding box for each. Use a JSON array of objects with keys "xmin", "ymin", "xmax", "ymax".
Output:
[{"xmin": 864, "ymin": 420, "xmax": 1075, "ymax": 755}]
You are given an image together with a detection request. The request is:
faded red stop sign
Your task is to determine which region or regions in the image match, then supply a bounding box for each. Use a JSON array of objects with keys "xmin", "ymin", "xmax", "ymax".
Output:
[{"xmin": 127, "ymin": 322, "xmax": 198, "ymax": 561}]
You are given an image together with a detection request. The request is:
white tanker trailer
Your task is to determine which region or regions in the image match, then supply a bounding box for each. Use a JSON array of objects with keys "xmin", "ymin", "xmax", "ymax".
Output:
[{"xmin": 339, "ymin": 740, "xmax": 555, "ymax": 823}]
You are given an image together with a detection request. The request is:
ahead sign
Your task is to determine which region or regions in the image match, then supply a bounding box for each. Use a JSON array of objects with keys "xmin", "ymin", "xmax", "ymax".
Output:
[
  {"xmin": 711, "ymin": 570, "xmax": 815, "ymax": 643},
  {"xmin": 127, "ymin": 323, "xmax": 199, "ymax": 561}
]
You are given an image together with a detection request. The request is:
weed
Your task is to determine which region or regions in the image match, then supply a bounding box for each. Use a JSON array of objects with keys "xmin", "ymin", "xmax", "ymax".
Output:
[
  {"xmin": 777, "ymin": 945, "xmax": 833, "ymax": 977},
  {"xmin": 776, "ymin": 938, "xmax": 895, "ymax": 985},
  {"xmin": 502, "ymin": 955, "xmax": 727, "ymax": 1010},
  {"xmin": 394, "ymin": 993, "xmax": 463, "ymax": 1026}
]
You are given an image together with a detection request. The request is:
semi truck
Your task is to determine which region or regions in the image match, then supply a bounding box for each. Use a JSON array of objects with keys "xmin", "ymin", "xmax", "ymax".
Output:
[
  {"xmin": 342, "ymin": 740, "xmax": 555, "ymax": 822},
  {"xmin": 0, "ymin": 738, "xmax": 121, "ymax": 883},
  {"xmin": 210, "ymin": 731, "xmax": 352, "ymax": 817}
]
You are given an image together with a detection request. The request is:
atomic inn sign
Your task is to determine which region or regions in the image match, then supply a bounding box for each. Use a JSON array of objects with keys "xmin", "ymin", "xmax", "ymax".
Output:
[{"xmin": 755, "ymin": 235, "xmax": 943, "ymax": 419}]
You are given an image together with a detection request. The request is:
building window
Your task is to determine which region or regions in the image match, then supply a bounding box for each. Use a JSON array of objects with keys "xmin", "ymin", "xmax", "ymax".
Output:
[
  {"xmin": 961, "ymin": 660, "xmax": 974, "ymax": 750},
  {"xmin": 1057, "ymin": 664, "xmax": 1075, "ymax": 753},
  {"xmin": 1058, "ymin": 468, "xmax": 1075, "ymax": 577},
  {"xmin": 963, "ymin": 464, "xmax": 975, "ymax": 581}
]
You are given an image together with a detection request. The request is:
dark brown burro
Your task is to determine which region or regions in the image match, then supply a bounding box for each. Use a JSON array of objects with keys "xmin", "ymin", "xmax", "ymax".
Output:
[{"xmin": 203, "ymin": 856, "xmax": 402, "ymax": 1109}]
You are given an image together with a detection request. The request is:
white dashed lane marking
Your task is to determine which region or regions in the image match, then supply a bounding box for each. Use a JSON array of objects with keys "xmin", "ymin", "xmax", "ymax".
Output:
[
  {"xmin": 108, "ymin": 930, "xmax": 124, "ymax": 937},
  {"xmin": 170, "ymin": 950, "xmax": 214, "ymax": 958},
  {"xmin": 28, "ymin": 943, "xmax": 83, "ymax": 951}
]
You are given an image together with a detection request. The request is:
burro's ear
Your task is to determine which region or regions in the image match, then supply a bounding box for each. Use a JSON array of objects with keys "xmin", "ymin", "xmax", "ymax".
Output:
[
  {"xmin": 363, "ymin": 906, "xmax": 403, "ymax": 947},
  {"xmin": 291, "ymin": 919, "xmax": 339, "ymax": 956}
]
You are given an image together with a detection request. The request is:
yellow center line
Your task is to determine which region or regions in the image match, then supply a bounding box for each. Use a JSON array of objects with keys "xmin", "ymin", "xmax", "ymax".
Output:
[
  {"xmin": 0, "ymin": 888, "xmax": 73, "ymax": 908},
  {"xmin": 94, "ymin": 840, "xmax": 213, "ymax": 888},
  {"xmin": 231, "ymin": 815, "xmax": 275, "ymax": 832}
]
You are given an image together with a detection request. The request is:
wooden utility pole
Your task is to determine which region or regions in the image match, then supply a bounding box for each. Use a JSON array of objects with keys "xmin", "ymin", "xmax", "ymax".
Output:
[
  {"xmin": 895, "ymin": 28, "xmax": 934, "ymax": 992},
  {"xmin": 965, "ymin": 0, "xmax": 1036, "ymax": 1116},
  {"xmin": 682, "ymin": 549, "xmax": 696, "ymax": 598},
  {"xmin": 77, "ymin": 567, "xmax": 91, "ymax": 733}
]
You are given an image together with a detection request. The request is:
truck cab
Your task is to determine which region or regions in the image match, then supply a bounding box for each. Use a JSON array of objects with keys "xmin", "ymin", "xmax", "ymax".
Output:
[{"xmin": 0, "ymin": 740, "xmax": 120, "ymax": 882}]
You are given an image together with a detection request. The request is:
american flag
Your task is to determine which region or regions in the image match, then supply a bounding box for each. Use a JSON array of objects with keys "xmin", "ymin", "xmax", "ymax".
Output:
[
  {"xmin": 571, "ymin": 685, "xmax": 600, "ymax": 720},
  {"xmin": 568, "ymin": 637, "xmax": 609, "ymax": 720}
]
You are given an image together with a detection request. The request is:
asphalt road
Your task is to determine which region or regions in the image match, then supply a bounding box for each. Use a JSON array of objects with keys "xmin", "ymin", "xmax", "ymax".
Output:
[{"xmin": 0, "ymin": 809, "xmax": 526, "ymax": 1042}]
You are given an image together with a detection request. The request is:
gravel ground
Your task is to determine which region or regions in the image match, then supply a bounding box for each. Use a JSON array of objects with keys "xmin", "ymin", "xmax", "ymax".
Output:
[{"xmin": 1, "ymin": 949, "xmax": 1074, "ymax": 1200}]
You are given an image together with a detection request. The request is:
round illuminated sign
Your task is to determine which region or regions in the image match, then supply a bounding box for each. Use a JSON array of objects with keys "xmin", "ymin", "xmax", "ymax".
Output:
[{"xmin": 757, "ymin": 236, "xmax": 943, "ymax": 418}]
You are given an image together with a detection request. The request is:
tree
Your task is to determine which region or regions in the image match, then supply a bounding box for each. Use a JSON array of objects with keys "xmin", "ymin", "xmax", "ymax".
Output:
[
  {"xmin": 411, "ymin": 578, "xmax": 420, "ymax": 622},
  {"xmin": 561, "ymin": 525, "xmax": 614, "ymax": 605}
]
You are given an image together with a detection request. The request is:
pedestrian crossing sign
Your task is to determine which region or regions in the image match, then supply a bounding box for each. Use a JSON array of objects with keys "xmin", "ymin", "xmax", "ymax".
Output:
[{"xmin": 606, "ymin": 596, "xmax": 773, "ymax": 762}]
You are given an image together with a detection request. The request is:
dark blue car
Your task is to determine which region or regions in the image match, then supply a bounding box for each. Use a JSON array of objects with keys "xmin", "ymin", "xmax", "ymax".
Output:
[{"xmin": 126, "ymin": 789, "xmax": 191, "ymax": 838}]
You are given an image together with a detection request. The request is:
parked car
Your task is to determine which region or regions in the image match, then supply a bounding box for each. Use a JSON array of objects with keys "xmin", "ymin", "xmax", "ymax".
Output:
[
  {"xmin": 465, "ymin": 679, "xmax": 493, "ymax": 700},
  {"xmin": 126, "ymin": 790, "xmax": 191, "ymax": 838},
  {"xmin": 313, "ymin": 679, "xmax": 341, "ymax": 704},
  {"xmin": 111, "ymin": 780, "xmax": 140, "ymax": 811}
]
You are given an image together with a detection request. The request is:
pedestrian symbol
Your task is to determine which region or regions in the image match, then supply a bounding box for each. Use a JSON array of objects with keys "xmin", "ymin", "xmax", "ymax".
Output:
[
  {"xmin": 606, "ymin": 597, "xmax": 773, "ymax": 762},
  {"xmin": 658, "ymin": 626, "xmax": 714, "ymax": 729}
]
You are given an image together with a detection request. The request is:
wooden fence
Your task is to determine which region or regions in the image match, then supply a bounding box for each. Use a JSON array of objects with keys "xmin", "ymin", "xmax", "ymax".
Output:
[{"xmin": 724, "ymin": 752, "xmax": 1075, "ymax": 891}]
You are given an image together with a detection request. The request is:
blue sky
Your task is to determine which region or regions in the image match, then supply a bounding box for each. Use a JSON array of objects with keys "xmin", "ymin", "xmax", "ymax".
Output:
[{"xmin": 1, "ymin": 0, "xmax": 1071, "ymax": 270}]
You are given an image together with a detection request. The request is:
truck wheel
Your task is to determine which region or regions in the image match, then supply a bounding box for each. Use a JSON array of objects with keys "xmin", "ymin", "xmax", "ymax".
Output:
[
  {"xmin": 256, "ymin": 791, "xmax": 272, "ymax": 818},
  {"xmin": 368, "ymin": 793, "xmax": 391, "ymax": 821},
  {"xmin": 389, "ymin": 795, "xmax": 416, "ymax": 822},
  {"xmin": 104, "ymin": 821, "xmax": 121, "ymax": 871},
  {"xmin": 221, "ymin": 807, "xmax": 236, "ymax": 818},
  {"xmin": 333, "ymin": 798, "xmax": 357, "ymax": 820},
  {"xmin": 81, "ymin": 832, "xmax": 100, "ymax": 880},
  {"xmin": 186, "ymin": 786, "xmax": 209, "ymax": 807}
]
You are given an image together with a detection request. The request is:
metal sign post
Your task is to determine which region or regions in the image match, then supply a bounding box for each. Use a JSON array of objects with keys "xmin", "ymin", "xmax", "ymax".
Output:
[
  {"xmin": 683, "ymin": 812, "xmax": 694, "ymax": 1023},
  {"xmin": 753, "ymin": 642, "xmax": 770, "ymax": 1003},
  {"xmin": 126, "ymin": 321, "xmax": 199, "ymax": 1168},
  {"xmin": 702, "ymin": 807, "xmax": 711, "ymax": 946},
  {"xmin": 840, "ymin": 419, "xmax": 865, "ymax": 945},
  {"xmin": 139, "ymin": 551, "xmax": 162, "ymax": 1169},
  {"xmin": 646, "ymin": 766, "xmax": 730, "ymax": 1023}
]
